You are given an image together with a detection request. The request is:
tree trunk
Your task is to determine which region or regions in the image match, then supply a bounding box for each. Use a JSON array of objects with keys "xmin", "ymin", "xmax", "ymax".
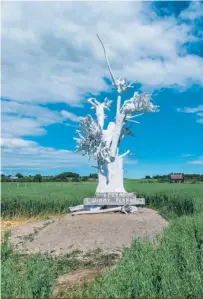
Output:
[
  {"xmin": 96, "ymin": 155, "xmax": 126, "ymax": 193},
  {"xmin": 110, "ymin": 112, "xmax": 125, "ymax": 159}
]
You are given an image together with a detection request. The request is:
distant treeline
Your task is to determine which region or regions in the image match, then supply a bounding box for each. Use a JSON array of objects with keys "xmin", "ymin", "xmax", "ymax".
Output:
[
  {"xmin": 0, "ymin": 172, "xmax": 98, "ymax": 182},
  {"xmin": 144, "ymin": 173, "xmax": 203, "ymax": 183},
  {"xmin": 1, "ymin": 172, "xmax": 203, "ymax": 183}
]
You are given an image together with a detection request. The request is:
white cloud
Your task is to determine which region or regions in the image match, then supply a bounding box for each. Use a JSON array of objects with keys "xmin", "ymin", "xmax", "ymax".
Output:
[
  {"xmin": 123, "ymin": 157, "xmax": 138, "ymax": 165},
  {"xmin": 189, "ymin": 155, "xmax": 203, "ymax": 165},
  {"xmin": 180, "ymin": 1, "xmax": 203, "ymax": 21},
  {"xmin": 177, "ymin": 105, "xmax": 203, "ymax": 113},
  {"xmin": 177, "ymin": 105, "xmax": 203, "ymax": 124},
  {"xmin": 1, "ymin": 1, "xmax": 203, "ymax": 106},
  {"xmin": 1, "ymin": 138, "xmax": 90, "ymax": 171},
  {"xmin": 1, "ymin": 137, "xmax": 137, "ymax": 172},
  {"xmin": 1, "ymin": 100, "xmax": 80, "ymax": 138},
  {"xmin": 1, "ymin": 100, "xmax": 62, "ymax": 124},
  {"xmin": 0, "ymin": 138, "xmax": 37, "ymax": 148},
  {"xmin": 180, "ymin": 153, "xmax": 193, "ymax": 158},
  {"xmin": 2, "ymin": 114, "xmax": 47, "ymax": 138},
  {"xmin": 60, "ymin": 110, "xmax": 79, "ymax": 122},
  {"xmin": 196, "ymin": 118, "xmax": 203, "ymax": 124}
]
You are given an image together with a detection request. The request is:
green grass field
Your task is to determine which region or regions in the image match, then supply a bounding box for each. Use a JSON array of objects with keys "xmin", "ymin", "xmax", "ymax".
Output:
[
  {"xmin": 1, "ymin": 181, "xmax": 203, "ymax": 298},
  {"xmin": 2, "ymin": 181, "xmax": 203, "ymax": 217}
]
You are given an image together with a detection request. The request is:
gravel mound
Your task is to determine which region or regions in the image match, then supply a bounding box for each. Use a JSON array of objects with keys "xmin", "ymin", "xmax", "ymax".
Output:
[{"xmin": 10, "ymin": 208, "xmax": 167, "ymax": 256}]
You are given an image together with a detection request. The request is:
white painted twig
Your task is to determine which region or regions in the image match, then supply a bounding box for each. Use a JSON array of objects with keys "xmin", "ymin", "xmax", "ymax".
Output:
[
  {"xmin": 128, "ymin": 80, "xmax": 136, "ymax": 88},
  {"xmin": 119, "ymin": 150, "xmax": 130, "ymax": 158},
  {"xmin": 130, "ymin": 206, "xmax": 138, "ymax": 213},
  {"xmin": 69, "ymin": 205, "xmax": 84, "ymax": 213},
  {"xmin": 116, "ymin": 95, "xmax": 121, "ymax": 117},
  {"xmin": 72, "ymin": 206, "xmax": 122, "ymax": 216},
  {"xmin": 128, "ymin": 120, "xmax": 140, "ymax": 124},
  {"xmin": 91, "ymin": 165, "xmax": 99, "ymax": 169},
  {"xmin": 126, "ymin": 113, "xmax": 144, "ymax": 119},
  {"xmin": 97, "ymin": 34, "xmax": 116, "ymax": 86}
]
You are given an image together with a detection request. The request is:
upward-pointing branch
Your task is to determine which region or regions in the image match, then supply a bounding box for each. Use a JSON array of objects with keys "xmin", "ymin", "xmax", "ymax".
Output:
[
  {"xmin": 97, "ymin": 34, "xmax": 116, "ymax": 87},
  {"xmin": 119, "ymin": 150, "xmax": 130, "ymax": 158}
]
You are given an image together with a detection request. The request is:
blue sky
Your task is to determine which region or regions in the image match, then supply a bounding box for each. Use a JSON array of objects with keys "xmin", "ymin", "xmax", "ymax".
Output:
[{"xmin": 1, "ymin": 1, "xmax": 203, "ymax": 178}]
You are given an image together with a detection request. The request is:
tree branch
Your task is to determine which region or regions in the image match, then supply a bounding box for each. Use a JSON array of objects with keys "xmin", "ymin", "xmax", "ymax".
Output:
[
  {"xmin": 128, "ymin": 120, "xmax": 140, "ymax": 124},
  {"xmin": 97, "ymin": 34, "xmax": 116, "ymax": 86},
  {"xmin": 119, "ymin": 150, "xmax": 130, "ymax": 158}
]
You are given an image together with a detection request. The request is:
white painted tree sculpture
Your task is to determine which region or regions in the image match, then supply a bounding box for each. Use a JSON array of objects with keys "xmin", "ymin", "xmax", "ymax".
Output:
[{"xmin": 74, "ymin": 35, "xmax": 159, "ymax": 194}]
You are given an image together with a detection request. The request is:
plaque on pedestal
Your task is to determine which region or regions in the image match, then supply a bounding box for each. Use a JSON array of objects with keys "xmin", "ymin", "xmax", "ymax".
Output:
[{"xmin": 83, "ymin": 192, "xmax": 145, "ymax": 209}]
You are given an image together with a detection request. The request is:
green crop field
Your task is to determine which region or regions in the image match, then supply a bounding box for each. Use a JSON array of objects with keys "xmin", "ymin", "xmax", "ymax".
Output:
[
  {"xmin": 1, "ymin": 181, "xmax": 203, "ymax": 298},
  {"xmin": 1, "ymin": 181, "xmax": 96, "ymax": 217},
  {"xmin": 1, "ymin": 181, "xmax": 203, "ymax": 218}
]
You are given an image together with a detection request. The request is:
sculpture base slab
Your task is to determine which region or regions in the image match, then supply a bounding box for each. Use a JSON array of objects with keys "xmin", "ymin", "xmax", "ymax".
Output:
[{"xmin": 83, "ymin": 192, "xmax": 145, "ymax": 209}]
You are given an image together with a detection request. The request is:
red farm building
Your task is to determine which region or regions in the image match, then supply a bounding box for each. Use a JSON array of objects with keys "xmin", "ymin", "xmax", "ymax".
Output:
[{"xmin": 169, "ymin": 174, "xmax": 184, "ymax": 183}]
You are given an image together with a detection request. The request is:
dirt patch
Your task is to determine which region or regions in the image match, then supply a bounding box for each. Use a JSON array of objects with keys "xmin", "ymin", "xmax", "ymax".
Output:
[
  {"xmin": 9, "ymin": 208, "xmax": 167, "ymax": 256},
  {"xmin": 1, "ymin": 218, "xmax": 34, "ymax": 242},
  {"xmin": 53, "ymin": 264, "xmax": 117, "ymax": 296},
  {"xmin": 1, "ymin": 214, "xmax": 61, "ymax": 235},
  {"xmin": 1, "ymin": 219, "xmax": 28, "ymax": 231},
  {"xmin": 53, "ymin": 269, "xmax": 101, "ymax": 296}
]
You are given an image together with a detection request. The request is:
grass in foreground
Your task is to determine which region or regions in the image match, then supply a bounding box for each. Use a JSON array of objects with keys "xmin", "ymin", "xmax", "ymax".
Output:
[
  {"xmin": 63, "ymin": 186, "xmax": 203, "ymax": 298},
  {"xmin": 72, "ymin": 214, "xmax": 203, "ymax": 298},
  {"xmin": 1, "ymin": 231, "xmax": 118, "ymax": 298},
  {"xmin": 1, "ymin": 181, "xmax": 203, "ymax": 298},
  {"xmin": 2, "ymin": 212, "xmax": 203, "ymax": 298}
]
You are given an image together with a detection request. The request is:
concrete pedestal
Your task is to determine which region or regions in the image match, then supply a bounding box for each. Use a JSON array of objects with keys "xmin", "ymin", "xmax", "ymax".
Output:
[{"xmin": 83, "ymin": 192, "xmax": 145, "ymax": 209}]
